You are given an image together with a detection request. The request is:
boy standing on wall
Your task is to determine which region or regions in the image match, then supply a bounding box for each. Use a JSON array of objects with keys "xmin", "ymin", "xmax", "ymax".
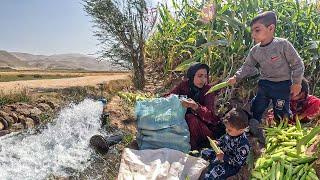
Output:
[{"xmin": 228, "ymin": 11, "xmax": 305, "ymax": 143}]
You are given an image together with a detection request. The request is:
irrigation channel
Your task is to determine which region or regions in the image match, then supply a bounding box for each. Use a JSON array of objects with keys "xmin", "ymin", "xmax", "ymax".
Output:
[{"xmin": 0, "ymin": 99, "xmax": 106, "ymax": 179}]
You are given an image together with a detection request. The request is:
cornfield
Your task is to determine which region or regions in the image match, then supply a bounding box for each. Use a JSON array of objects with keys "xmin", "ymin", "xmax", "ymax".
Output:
[{"xmin": 146, "ymin": 0, "xmax": 320, "ymax": 98}]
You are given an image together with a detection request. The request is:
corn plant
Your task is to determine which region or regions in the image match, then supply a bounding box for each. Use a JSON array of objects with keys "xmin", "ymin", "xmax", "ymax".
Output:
[{"xmin": 146, "ymin": 0, "xmax": 320, "ymax": 98}]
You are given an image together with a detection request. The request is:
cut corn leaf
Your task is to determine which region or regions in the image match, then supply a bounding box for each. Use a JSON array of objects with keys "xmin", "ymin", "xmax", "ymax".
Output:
[{"xmin": 297, "ymin": 126, "xmax": 320, "ymax": 154}]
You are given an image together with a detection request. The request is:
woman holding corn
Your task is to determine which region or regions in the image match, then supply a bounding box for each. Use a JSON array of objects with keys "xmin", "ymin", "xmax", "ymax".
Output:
[{"xmin": 164, "ymin": 62, "xmax": 225, "ymax": 150}]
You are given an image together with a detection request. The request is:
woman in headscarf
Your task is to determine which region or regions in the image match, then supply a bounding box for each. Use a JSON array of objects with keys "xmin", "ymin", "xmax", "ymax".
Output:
[
  {"xmin": 290, "ymin": 78, "xmax": 320, "ymax": 122},
  {"xmin": 164, "ymin": 62, "xmax": 224, "ymax": 150}
]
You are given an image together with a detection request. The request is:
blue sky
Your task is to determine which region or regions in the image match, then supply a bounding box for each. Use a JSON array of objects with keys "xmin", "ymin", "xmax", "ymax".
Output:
[{"xmin": 0, "ymin": 0, "xmax": 161, "ymax": 56}]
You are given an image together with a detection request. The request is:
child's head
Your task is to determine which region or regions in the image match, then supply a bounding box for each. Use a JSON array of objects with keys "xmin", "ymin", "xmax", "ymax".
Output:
[
  {"xmin": 223, "ymin": 107, "xmax": 249, "ymax": 136},
  {"xmin": 292, "ymin": 78, "xmax": 309, "ymax": 100},
  {"xmin": 250, "ymin": 11, "xmax": 277, "ymax": 44}
]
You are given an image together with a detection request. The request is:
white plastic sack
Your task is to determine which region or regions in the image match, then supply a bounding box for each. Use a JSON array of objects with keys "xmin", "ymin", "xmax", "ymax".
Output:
[{"xmin": 117, "ymin": 148, "xmax": 209, "ymax": 180}]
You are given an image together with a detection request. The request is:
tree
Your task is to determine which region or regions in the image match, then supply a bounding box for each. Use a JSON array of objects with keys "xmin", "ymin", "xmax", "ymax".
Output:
[{"xmin": 83, "ymin": 0, "xmax": 156, "ymax": 89}]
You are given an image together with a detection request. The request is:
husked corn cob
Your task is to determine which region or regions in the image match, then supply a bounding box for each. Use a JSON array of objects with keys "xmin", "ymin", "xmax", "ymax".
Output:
[
  {"xmin": 251, "ymin": 119, "xmax": 319, "ymax": 180},
  {"xmin": 206, "ymin": 81, "xmax": 230, "ymax": 94},
  {"xmin": 207, "ymin": 136, "xmax": 222, "ymax": 154}
]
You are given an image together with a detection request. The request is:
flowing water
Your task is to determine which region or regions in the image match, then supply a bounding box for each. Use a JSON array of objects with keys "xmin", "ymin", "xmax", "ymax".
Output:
[{"xmin": 0, "ymin": 99, "xmax": 104, "ymax": 180}]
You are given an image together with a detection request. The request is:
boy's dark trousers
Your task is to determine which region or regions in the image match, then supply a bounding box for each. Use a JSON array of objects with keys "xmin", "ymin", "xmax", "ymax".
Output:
[{"xmin": 251, "ymin": 80, "xmax": 292, "ymax": 122}]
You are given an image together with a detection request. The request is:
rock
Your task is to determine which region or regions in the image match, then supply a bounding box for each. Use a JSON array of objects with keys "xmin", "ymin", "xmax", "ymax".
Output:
[
  {"xmin": 0, "ymin": 106, "xmax": 13, "ymax": 113},
  {"xmin": 46, "ymin": 101, "xmax": 58, "ymax": 110},
  {"xmin": 0, "ymin": 117, "xmax": 8, "ymax": 130},
  {"xmin": 11, "ymin": 123, "xmax": 24, "ymax": 131},
  {"xmin": 0, "ymin": 100, "xmax": 59, "ymax": 133},
  {"xmin": 7, "ymin": 104, "xmax": 17, "ymax": 111},
  {"xmin": 7, "ymin": 103, "xmax": 31, "ymax": 112},
  {"xmin": 37, "ymin": 99, "xmax": 58, "ymax": 110},
  {"xmin": 0, "ymin": 110, "xmax": 10, "ymax": 118},
  {"xmin": 0, "ymin": 110, "xmax": 14, "ymax": 127},
  {"xmin": 2, "ymin": 115, "xmax": 14, "ymax": 127},
  {"xmin": 18, "ymin": 115, "xmax": 26, "ymax": 126},
  {"xmin": 9, "ymin": 112, "xmax": 19, "ymax": 123},
  {"xmin": 17, "ymin": 102, "xmax": 33, "ymax": 109},
  {"xmin": 24, "ymin": 118, "xmax": 34, "ymax": 129},
  {"xmin": 37, "ymin": 103, "xmax": 52, "ymax": 112},
  {"xmin": 0, "ymin": 130, "xmax": 10, "ymax": 136},
  {"xmin": 30, "ymin": 107, "xmax": 42, "ymax": 116},
  {"xmin": 30, "ymin": 115, "xmax": 40, "ymax": 125},
  {"xmin": 16, "ymin": 108, "xmax": 30, "ymax": 117}
]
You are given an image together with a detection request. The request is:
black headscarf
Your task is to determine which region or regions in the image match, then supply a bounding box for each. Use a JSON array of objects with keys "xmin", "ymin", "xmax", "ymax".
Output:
[{"xmin": 186, "ymin": 62, "xmax": 210, "ymax": 102}]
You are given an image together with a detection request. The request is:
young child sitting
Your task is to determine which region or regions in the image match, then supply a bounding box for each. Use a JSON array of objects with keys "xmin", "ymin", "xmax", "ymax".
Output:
[{"xmin": 200, "ymin": 108, "xmax": 250, "ymax": 180}]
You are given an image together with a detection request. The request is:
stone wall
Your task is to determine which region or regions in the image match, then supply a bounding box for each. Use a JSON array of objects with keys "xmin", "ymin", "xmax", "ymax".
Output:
[{"xmin": 0, "ymin": 100, "xmax": 59, "ymax": 136}]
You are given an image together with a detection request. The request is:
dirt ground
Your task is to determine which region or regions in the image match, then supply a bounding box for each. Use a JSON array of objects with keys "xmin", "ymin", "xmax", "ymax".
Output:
[{"xmin": 0, "ymin": 72, "xmax": 130, "ymax": 93}]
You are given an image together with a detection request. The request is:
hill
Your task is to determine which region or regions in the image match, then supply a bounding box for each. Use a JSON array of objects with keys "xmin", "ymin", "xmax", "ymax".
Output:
[{"xmin": 0, "ymin": 50, "xmax": 124, "ymax": 71}]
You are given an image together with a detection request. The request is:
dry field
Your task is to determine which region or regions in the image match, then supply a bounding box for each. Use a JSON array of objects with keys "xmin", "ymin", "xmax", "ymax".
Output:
[{"xmin": 0, "ymin": 70, "xmax": 130, "ymax": 93}]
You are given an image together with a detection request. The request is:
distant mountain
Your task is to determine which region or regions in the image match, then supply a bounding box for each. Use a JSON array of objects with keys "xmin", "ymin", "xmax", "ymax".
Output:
[
  {"xmin": 0, "ymin": 50, "xmax": 124, "ymax": 71},
  {"xmin": 0, "ymin": 50, "xmax": 30, "ymax": 68},
  {"xmin": 12, "ymin": 52, "xmax": 47, "ymax": 62}
]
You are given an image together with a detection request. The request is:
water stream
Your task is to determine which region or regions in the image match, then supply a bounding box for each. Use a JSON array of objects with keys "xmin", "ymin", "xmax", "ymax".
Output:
[{"xmin": 0, "ymin": 99, "xmax": 104, "ymax": 180}]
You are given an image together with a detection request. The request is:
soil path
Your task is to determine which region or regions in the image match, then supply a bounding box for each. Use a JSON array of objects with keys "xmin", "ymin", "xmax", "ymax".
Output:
[{"xmin": 0, "ymin": 73, "xmax": 130, "ymax": 92}]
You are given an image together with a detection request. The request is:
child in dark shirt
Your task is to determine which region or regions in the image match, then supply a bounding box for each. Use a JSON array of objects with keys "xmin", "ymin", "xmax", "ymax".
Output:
[{"xmin": 201, "ymin": 108, "xmax": 250, "ymax": 180}]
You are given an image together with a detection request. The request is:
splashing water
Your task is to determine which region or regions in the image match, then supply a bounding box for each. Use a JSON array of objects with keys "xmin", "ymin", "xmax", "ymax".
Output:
[{"xmin": 0, "ymin": 99, "xmax": 104, "ymax": 180}]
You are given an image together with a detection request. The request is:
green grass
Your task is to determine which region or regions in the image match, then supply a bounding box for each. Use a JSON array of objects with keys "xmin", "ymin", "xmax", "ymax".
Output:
[
  {"xmin": 0, "ymin": 74, "xmax": 82, "ymax": 82},
  {"xmin": 123, "ymin": 134, "xmax": 134, "ymax": 146}
]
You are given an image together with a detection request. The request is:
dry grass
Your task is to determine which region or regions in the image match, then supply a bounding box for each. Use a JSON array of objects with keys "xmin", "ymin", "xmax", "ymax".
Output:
[
  {"xmin": 104, "ymin": 79, "xmax": 133, "ymax": 94},
  {"xmin": 0, "ymin": 73, "xmax": 81, "ymax": 82},
  {"xmin": 0, "ymin": 87, "xmax": 31, "ymax": 106}
]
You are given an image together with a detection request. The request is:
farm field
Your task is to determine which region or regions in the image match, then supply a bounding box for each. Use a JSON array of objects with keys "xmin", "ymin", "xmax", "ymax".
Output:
[{"xmin": 0, "ymin": 70, "xmax": 130, "ymax": 92}]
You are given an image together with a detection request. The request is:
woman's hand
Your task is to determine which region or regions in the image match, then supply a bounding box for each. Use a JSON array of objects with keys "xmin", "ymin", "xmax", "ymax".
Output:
[{"xmin": 181, "ymin": 98, "xmax": 199, "ymax": 111}]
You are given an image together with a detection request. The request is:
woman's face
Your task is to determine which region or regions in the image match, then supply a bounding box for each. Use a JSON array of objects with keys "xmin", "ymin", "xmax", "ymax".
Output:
[{"xmin": 193, "ymin": 68, "xmax": 208, "ymax": 88}]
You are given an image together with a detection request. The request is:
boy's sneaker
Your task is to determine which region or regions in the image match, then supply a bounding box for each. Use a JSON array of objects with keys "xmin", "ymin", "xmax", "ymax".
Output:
[{"xmin": 249, "ymin": 118, "xmax": 266, "ymax": 145}]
